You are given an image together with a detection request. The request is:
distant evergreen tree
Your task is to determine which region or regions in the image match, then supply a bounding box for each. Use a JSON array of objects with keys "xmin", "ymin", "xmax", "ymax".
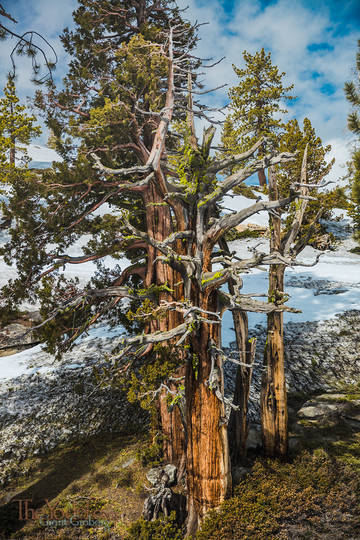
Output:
[
  {"xmin": 221, "ymin": 48, "xmax": 295, "ymax": 186},
  {"xmin": 259, "ymin": 118, "xmax": 338, "ymax": 458},
  {"xmin": 345, "ymin": 39, "xmax": 360, "ymax": 234},
  {"xmin": 277, "ymin": 117, "xmax": 344, "ymax": 247},
  {"xmin": 349, "ymin": 149, "xmax": 360, "ymax": 233},
  {"xmin": 0, "ymin": 77, "xmax": 41, "ymax": 175},
  {"xmin": 344, "ymin": 39, "xmax": 360, "ymax": 136}
]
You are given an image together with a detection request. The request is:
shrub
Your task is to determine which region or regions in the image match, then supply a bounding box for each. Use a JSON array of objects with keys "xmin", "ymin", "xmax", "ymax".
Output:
[
  {"xmin": 125, "ymin": 512, "xmax": 182, "ymax": 540},
  {"xmin": 196, "ymin": 451, "xmax": 360, "ymax": 539}
]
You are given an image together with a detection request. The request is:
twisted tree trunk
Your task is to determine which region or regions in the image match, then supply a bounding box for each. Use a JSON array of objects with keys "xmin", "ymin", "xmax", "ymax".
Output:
[
  {"xmin": 185, "ymin": 270, "xmax": 231, "ymax": 535},
  {"xmin": 145, "ymin": 177, "xmax": 186, "ymax": 472}
]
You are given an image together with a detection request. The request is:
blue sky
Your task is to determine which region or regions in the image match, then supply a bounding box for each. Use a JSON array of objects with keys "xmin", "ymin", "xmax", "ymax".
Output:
[{"xmin": 0, "ymin": 0, "xmax": 359, "ymax": 182}]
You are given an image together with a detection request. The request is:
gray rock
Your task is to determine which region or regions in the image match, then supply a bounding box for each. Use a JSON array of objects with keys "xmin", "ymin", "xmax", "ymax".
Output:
[
  {"xmin": 224, "ymin": 310, "xmax": 360, "ymax": 424},
  {"xmin": 0, "ymin": 328, "xmax": 147, "ymax": 487},
  {"xmin": 298, "ymin": 402, "xmax": 340, "ymax": 418},
  {"xmin": 0, "ymin": 323, "xmax": 34, "ymax": 349},
  {"xmin": 246, "ymin": 425, "xmax": 262, "ymax": 450},
  {"xmin": 122, "ymin": 457, "xmax": 136, "ymax": 469},
  {"xmin": 288, "ymin": 436, "xmax": 302, "ymax": 451},
  {"xmin": 232, "ymin": 466, "xmax": 251, "ymax": 484},
  {"xmin": 146, "ymin": 464, "xmax": 177, "ymax": 487}
]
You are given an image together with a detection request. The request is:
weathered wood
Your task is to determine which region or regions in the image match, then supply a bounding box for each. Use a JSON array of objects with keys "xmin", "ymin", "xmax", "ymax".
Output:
[
  {"xmin": 228, "ymin": 309, "xmax": 252, "ymax": 462},
  {"xmin": 261, "ymin": 264, "xmax": 287, "ymax": 457},
  {"xmin": 260, "ymin": 167, "xmax": 287, "ymax": 457}
]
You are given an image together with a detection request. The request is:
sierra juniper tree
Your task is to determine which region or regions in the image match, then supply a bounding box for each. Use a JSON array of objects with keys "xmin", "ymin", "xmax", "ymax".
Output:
[
  {"xmin": 32, "ymin": 0, "xmax": 201, "ymax": 471},
  {"xmin": 0, "ymin": 20, "xmax": 307, "ymax": 533}
]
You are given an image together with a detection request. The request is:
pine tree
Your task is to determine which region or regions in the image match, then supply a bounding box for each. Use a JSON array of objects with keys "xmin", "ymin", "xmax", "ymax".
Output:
[
  {"xmin": 345, "ymin": 39, "xmax": 360, "ymax": 235},
  {"xmin": 260, "ymin": 118, "xmax": 337, "ymax": 458},
  {"xmin": 344, "ymin": 39, "xmax": 360, "ymax": 136},
  {"xmin": 226, "ymin": 53, "xmax": 294, "ymax": 463},
  {"xmin": 349, "ymin": 149, "xmax": 360, "ymax": 233},
  {"xmin": 221, "ymin": 48, "xmax": 295, "ymax": 186},
  {"xmin": 0, "ymin": 77, "xmax": 41, "ymax": 180},
  {"xmin": 277, "ymin": 117, "xmax": 338, "ymax": 245}
]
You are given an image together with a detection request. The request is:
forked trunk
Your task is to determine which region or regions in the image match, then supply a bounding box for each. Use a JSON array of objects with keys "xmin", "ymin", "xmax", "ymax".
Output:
[
  {"xmin": 185, "ymin": 292, "xmax": 231, "ymax": 536},
  {"xmin": 260, "ymin": 264, "xmax": 287, "ymax": 457}
]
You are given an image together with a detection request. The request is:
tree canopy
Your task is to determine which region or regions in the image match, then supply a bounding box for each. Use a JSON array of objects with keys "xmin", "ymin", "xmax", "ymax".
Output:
[{"xmin": 221, "ymin": 48, "xmax": 295, "ymax": 185}]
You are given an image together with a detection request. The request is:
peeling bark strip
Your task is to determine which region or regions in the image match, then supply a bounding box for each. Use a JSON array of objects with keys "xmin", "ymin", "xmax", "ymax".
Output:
[
  {"xmin": 228, "ymin": 309, "xmax": 256, "ymax": 462},
  {"xmin": 261, "ymin": 264, "xmax": 287, "ymax": 457}
]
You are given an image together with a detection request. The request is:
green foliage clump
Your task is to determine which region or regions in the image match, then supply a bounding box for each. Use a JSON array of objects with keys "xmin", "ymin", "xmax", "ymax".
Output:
[
  {"xmin": 126, "ymin": 344, "xmax": 183, "ymax": 411},
  {"xmin": 196, "ymin": 451, "xmax": 360, "ymax": 539},
  {"xmin": 136, "ymin": 431, "xmax": 163, "ymax": 468},
  {"xmin": 125, "ymin": 512, "xmax": 182, "ymax": 540},
  {"xmin": 232, "ymin": 183, "xmax": 258, "ymax": 199},
  {"xmin": 277, "ymin": 117, "xmax": 342, "ymax": 246},
  {"xmin": 169, "ymin": 122, "xmax": 216, "ymax": 199},
  {"xmin": 348, "ymin": 148, "xmax": 360, "ymax": 234},
  {"xmin": 224, "ymin": 227, "xmax": 263, "ymax": 242},
  {"xmin": 344, "ymin": 38, "xmax": 360, "ymax": 136},
  {"xmin": 345, "ymin": 40, "xmax": 360, "ymax": 240}
]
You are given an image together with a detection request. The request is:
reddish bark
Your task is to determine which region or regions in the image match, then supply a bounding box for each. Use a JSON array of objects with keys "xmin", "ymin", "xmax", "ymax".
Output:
[
  {"xmin": 144, "ymin": 175, "xmax": 187, "ymax": 472},
  {"xmin": 185, "ymin": 267, "xmax": 231, "ymax": 535},
  {"xmin": 261, "ymin": 265, "xmax": 287, "ymax": 457}
]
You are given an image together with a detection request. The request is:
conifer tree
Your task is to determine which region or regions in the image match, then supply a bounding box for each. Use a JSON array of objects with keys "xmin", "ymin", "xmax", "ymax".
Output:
[
  {"xmin": 260, "ymin": 118, "xmax": 335, "ymax": 458},
  {"xmin": 32, "ymin": 0, "xmax": 199, "ymax": 472},
  {"xmin": 345, "ymin": 39, "xmax": 360, "ymax": 136},
  {"xmin": 0, "ymin": 77, "xmax": 41, "ymax": 173},
  {"xmin": 277, "ymin": 117, "xmax": 337, "ymax": 244},
  {"xmin": 221, "ymin": 48, "xmax": 295, "ymax": 186},
  {"xmin": 345, "ymin": 39, "xmax": 360, "ymax": 235},
  {"xmin": 0, "ymin": 14, "xmax": 304, "ymax": 532},
  {"xmin": 226, "ymin": 51, "xmax": 294, "ymax": 462}
]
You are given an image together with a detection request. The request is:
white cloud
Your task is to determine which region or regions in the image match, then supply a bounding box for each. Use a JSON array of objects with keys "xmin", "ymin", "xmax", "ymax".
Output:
[
  {"xmin": 0, "ymin": 0, "xmax": 357, "ymax": 180},
  {"xmin": 176, "ymin": 0, "xmax": 357, "ymax": 182}
]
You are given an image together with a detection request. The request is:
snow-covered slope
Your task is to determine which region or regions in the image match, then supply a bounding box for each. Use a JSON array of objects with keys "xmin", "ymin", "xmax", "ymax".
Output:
[{"xmin": 1, "ymin": 177, "xmax": 359, "ymax": 363}]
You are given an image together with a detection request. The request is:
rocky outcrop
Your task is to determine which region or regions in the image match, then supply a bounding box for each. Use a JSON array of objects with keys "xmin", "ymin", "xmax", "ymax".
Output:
[
  {"xmin": 1, "ymin": 310, "xmax": 359, "ymax": 486},
  {"xmin": 224, "ymin": 310, "xmax": 360, "ymax": 422},
  {"xmin": 0, "ymin": 330, "xmax": 146, "ymax": 486}
]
